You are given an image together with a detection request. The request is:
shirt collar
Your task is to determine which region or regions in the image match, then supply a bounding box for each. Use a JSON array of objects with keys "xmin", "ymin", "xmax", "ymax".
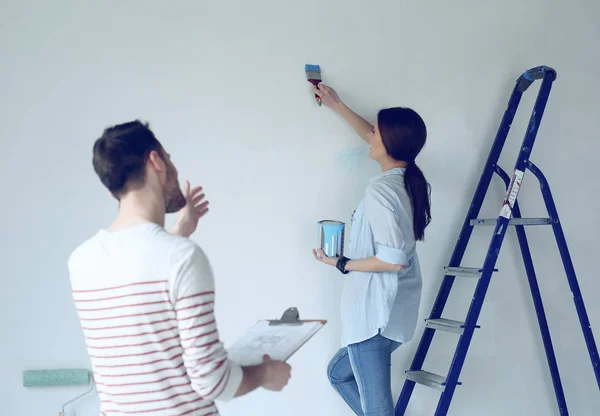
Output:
[{"xmin": 370, "ymin": 167, "xmax": 406, "ymax": 182}]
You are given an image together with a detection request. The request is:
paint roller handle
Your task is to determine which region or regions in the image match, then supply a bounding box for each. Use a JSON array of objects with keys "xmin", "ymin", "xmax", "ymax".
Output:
[{"xmin": 517, "ymin": 66, "xmax": 557, "ymax": 92}]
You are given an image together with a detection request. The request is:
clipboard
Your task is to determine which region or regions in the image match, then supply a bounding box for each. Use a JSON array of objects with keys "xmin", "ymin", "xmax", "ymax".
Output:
[{"xmin": 227, "ymin": 307, "xmax": 327, "ymax": 366}]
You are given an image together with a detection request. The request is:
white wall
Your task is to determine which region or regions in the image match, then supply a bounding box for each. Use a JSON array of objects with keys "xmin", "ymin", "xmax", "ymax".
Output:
[{"xmin": 1, "ymin": 1, "xmax": 599, "ymax": 415}]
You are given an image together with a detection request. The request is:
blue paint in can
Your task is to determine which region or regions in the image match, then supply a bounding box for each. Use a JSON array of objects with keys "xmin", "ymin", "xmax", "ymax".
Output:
[{"xmin": 318, "ymin": 220, "xmax": 345, "ymax": 257}]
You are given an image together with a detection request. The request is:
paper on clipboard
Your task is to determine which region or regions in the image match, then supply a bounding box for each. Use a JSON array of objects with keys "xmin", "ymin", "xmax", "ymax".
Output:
[{"xmin": 227, "ymin": 320, "xmax": 325, "ymax": 366}]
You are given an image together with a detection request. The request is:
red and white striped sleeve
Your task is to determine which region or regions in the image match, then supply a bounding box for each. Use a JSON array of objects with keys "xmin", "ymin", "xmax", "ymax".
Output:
[{"xmin": 168, "ymin": 240, "xmax": 243, "ymax": 402}]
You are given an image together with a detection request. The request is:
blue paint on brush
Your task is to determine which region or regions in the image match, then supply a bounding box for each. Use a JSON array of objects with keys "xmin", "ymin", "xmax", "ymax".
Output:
[{"xmin": 305, "ymin": 64, "xmax": 321, "ymax": 73}]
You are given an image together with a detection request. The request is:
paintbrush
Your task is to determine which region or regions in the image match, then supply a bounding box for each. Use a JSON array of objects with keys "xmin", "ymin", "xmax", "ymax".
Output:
[{"xmin": 305, "ymin": 64, "xmax": 322, "ymax": 106}]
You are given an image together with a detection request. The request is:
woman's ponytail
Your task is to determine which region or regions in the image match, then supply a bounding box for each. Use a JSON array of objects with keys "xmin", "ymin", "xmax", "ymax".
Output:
[{"xmin": 404, "ymin": 161, "xmax": 431, "ymax": 241}]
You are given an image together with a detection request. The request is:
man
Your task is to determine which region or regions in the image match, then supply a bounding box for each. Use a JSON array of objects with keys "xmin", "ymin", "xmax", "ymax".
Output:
[{"xmin": 68, "ymin": 120, "xmax": 291, "ymax": 415}]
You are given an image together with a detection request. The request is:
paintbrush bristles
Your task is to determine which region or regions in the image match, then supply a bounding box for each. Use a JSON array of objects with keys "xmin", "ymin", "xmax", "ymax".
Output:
[
  {"xmin": 305, "ymin": 64, "xmax": 322, "ymax": 81},
  {"xmin": 306, "ymin": 71, "xmax": 322, "ymax": 81}
]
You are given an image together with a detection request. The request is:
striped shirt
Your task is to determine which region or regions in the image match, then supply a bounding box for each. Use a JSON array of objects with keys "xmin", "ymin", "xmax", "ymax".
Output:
[{"xmin": 68, "ymin": 223, "xmax": 242, "ymax": 416}]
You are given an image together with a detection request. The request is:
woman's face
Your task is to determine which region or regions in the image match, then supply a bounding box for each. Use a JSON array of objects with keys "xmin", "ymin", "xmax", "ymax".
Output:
[{"xmin": 367, "ymin": 121, "xmax": 387, "ymax": 162}]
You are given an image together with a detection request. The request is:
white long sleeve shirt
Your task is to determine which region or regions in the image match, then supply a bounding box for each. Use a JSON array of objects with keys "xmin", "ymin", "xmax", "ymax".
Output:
[
  {"xmin": 341, "ymin": 167, "xmax": 422, "ymax": 347},
  {"xmin": 68, "ymin": 223, "xmax": 242, "ymax": 416}
]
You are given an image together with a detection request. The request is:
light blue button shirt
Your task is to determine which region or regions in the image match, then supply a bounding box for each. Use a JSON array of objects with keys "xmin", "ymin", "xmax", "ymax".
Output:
[{"xmin": 341, "ymin": 167, "xmax": 422, "ymax": 347}]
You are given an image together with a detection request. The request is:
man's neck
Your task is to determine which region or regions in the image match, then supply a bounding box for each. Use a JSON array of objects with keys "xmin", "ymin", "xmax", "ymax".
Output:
[{"xmin": 108, "ymin": 189, "xmax": 166, "ymax": 232}]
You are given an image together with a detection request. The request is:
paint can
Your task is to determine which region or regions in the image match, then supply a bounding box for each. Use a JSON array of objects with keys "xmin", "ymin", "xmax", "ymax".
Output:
[{"xmin": 318, "ymin": 220, "xmax": 345, "ymax": 258}]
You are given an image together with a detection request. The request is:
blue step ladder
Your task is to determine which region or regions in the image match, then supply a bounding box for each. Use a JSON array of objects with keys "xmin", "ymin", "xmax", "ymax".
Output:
[{"xmin": 395, "ymin": 66, "xmax": 600, "ymax": 416}]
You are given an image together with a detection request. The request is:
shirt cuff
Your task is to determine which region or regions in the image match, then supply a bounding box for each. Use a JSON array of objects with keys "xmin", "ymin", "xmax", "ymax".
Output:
[
  {"xmin": 216, "ymin": 361, "xmax": 243, "ymax": 402},
  {"xmin": 375, "ymin": 243, "xmax": 408, "ymax": 265}
]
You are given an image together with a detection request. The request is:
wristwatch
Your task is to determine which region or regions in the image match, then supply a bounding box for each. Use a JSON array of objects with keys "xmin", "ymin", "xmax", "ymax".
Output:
[{"xmin": 336, "ymin": 256, "xmax": 351, "ymax": 275}]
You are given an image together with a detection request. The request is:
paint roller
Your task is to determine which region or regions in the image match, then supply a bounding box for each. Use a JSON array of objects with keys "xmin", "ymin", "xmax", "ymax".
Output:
[{"xmin": 23, "ymin": 369, "xmax": 95, "ymax": 415}]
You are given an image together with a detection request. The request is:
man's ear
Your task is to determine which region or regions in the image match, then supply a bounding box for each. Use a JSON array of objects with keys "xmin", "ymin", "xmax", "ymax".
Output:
[{"xmin": 147, "ymin": 150, "xmax": 166, "ymax": 173}]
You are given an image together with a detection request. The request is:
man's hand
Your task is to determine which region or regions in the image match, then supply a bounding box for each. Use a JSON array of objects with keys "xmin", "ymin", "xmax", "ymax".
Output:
[
  {"xmin": 171, "ymin": 180, "xmax": 209, "ymax": 238},
  {"xmin": 236, "ymin": 354, "xmax": 292, "ymax": 397},
  {"xmin": 260, "ymin": 354, "xmax": 292, "ymax": 391}
]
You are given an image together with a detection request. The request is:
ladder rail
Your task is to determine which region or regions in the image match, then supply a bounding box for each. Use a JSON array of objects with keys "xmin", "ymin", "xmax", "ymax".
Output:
[
  {"xmin": 527, "ymin": 161, "xmax": 600, "ymax": 388},
  {"xmin": 494, "ymin": 165, "xmax": 568, "ymax": 414}
]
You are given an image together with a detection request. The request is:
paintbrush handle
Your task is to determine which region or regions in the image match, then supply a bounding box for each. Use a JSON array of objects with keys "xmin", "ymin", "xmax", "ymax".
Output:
[{"xmin": 308, "ymin": 79, "xmax": 322, "ymax": 106}]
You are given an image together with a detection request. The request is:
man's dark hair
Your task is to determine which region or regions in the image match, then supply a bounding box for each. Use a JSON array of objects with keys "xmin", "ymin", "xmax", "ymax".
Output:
[{"xmin": 92, "ymin": 120, "xmax": 163, "ymax": 198}]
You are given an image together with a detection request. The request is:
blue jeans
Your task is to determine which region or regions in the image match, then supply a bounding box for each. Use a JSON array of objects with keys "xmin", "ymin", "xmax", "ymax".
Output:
[{"xmin": 327, "ymin": 334, "xmax": 401, "ymax": 416}]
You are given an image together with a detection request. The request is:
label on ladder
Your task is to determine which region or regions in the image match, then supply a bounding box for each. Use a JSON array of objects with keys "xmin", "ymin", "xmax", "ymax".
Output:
[{"xmin": 500, "ymin": 169, "xmax": 524, "ymax": 219}]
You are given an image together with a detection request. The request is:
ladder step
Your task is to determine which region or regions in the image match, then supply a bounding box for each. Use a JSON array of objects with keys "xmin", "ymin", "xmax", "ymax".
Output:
[
  {"xmin": 425, "ymin": 318, "xmax": 467, "ymax": 334},
  {"xmin": 470, "ymin": 217, "xmax": 551, "ymax": 226},
  {"xmin": 405, "ymin": 370, "xmax": 461, "ymax": 392},
  {"xmin": 444, "ymin": 266, "xmax": 497, "ymax": 278}
]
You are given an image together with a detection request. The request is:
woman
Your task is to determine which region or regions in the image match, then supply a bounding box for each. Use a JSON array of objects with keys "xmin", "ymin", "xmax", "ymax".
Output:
[{"xmin": 312, "ymin": 83, "xmax": 431, "ymax": 416}]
